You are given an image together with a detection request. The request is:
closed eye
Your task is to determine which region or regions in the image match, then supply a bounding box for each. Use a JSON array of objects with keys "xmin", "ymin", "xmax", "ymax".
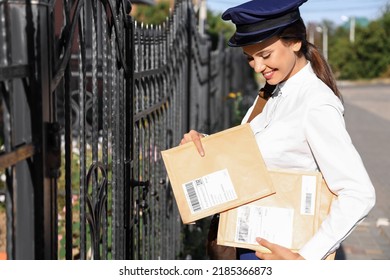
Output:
[{"xmin": 261, "ymin": 52, "xmax": 271, "ymax": 59}]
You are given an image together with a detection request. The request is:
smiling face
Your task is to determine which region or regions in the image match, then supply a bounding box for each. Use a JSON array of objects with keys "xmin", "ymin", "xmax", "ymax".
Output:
[{"xmin": 242, "ymin": 36, "xmax": 307, "ymax": 85}]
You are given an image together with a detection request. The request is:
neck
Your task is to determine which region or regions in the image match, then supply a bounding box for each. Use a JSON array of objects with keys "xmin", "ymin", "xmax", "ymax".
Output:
[{"xmin": 284, "ymin": 55, "xmax": 307, "ymax": 82}]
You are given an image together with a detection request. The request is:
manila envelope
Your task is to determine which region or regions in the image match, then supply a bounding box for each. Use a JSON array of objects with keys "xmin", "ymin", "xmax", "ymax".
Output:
[
  {"xmin": 217, "ymin": 169, "xmax": 337, "ymax": 258},
  {"xmin": 161, "ymin": 123, "xmax": 275, "ymax": 224}
]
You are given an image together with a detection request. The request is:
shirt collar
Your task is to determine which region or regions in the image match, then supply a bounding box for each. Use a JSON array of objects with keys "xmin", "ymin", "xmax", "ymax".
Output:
[{"xmin": 277, "ymin": 61, "xmax": 312, "ymax": 97}]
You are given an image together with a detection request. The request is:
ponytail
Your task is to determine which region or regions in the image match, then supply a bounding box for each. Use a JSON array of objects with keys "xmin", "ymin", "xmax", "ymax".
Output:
[
  {"xmin": 278, "ymin": 19, "xmax": 343, "ymax": 101},
  {"xmin": 303, "ymin": 41, "xmax": 342, "ymax": 101}
]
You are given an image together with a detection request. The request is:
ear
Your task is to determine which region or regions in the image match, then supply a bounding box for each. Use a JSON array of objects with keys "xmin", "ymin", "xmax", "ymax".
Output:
[{"xmin": 292, "ymin": 41, "xmax": 302, "ymax": 52}]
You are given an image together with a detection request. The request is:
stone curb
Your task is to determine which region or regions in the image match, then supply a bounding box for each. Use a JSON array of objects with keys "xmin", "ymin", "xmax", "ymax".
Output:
[{"xmin": 337, "ymin": 78, "xmax": 390, "ymax": 86}]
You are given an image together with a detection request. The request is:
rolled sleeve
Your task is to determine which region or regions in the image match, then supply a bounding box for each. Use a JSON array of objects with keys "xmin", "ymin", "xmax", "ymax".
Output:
[{"xmin": 300, "ymin": 102, "xmax": 376, "ymax": 259}]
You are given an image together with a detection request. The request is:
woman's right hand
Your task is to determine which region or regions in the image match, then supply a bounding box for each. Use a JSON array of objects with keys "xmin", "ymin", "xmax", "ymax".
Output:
[{"xmin": 180, "ymin": 130, "xmax": 206, "ymax": 157}]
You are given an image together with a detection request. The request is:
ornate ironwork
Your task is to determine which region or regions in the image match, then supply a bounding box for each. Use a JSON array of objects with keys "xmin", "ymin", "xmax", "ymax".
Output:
[
  {"xmin": 84, "ymin": 162, "xmax": 108, "ymax": 260},
  {"xmin": 0, "ymin": 0, "xmax": 256, "ymax": 260}
]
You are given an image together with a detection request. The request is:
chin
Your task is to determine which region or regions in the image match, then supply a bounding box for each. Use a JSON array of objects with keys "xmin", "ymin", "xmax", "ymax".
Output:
[{"xmin": 265, "ymin": 80, "xmax": 278, "ymax": 85}]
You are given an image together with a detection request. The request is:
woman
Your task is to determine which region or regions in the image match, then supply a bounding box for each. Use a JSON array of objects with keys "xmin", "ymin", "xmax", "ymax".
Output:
[{"xmin": 180, "ymin": 0, "xmax": 375, "ymax": 260}]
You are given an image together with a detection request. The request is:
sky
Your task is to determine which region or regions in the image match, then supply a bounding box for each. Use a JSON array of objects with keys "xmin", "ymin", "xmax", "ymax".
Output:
[{"xmin": 206, "ymin": 0, "xmax": 390, "ymax": 25}]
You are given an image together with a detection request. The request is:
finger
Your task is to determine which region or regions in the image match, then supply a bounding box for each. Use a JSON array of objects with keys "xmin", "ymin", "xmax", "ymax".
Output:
[
  {"xmin": 192, "ymin": 137, "xmax": 205, "ymax": 157},
  {"xmin": 188, "ymin": 130, "xmax": 206, "ymax": 156},
  {"xmin": 179, "ymin": 132, "xmax": 197, "ymax": 145},
  {"xmin": 180, "ymin": 131, "xmax": 205, "ymax": 157},
  {"xmin": 181, "ymin": 130, "xmax": 201, "ymax": 143},
  {"xmin": 255, "ymin": 251, "xmax": 273, "ymax": 260},
  {"xmin": 255, "ymin": 238, "xmax": 275, "ymax": 260},
  {"xmin": 256, "ymin": 237, "xmax": 273, "ymax": 250}
]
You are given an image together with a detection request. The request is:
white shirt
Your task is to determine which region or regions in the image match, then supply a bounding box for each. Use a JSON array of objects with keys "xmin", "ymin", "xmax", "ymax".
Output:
[{"xmin": 241, "ymin": 63, "xmax": 376, "ymax": 260}]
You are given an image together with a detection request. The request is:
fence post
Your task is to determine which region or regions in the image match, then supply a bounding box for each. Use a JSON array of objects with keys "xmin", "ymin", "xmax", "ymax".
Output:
[
  {"xmin": 27, "ymin": 0, "xmax": 57, "ymax": 259},
  {"xmin": 124, "ymin": 0, "xmax": 134, "ymax": 260},
  {"xmin": 185, "ymin": 0, "xmax": 192, "ymax": 133},
  {"xmin": 37, "ymin": 1, "xmax": 59, "ymax": 260},
  {"xmin": 206, "ymin": 40, "xmax": 211, "ymax": 134}
]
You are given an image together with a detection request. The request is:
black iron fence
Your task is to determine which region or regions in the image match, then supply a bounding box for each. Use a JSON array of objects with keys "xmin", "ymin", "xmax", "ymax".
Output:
[{"xmin": 0, "ymin": 0, "xmax": 257, "ymax": 260}]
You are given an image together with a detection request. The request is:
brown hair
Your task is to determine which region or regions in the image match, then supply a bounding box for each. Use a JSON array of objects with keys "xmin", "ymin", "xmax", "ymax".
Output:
[{"xmin": 262, "ymin": 18, "xmax": 342, "ymax": 101}]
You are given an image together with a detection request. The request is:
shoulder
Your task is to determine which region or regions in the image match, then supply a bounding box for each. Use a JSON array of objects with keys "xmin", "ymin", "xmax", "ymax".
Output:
[
  {"xmin": 300, "ymin": 75, "xmax": 344, "ymax": 114},
  {"xmin": 284, "ymin": 63, "xmax": 343, "ymax": 112}
]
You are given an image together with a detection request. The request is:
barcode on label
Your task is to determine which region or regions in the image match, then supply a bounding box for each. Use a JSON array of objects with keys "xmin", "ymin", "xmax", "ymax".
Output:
[
  {"xmin": 236, "ymin": 207, "xmax": 250, "ymax": 243},
  {"xmin": 185, "ymin": 182, "xmax": 201, "ymax": 212},
  {"xmin": 304, "ymin": 193, "xmax": 312, "ymax": 214},
  {"xmin": 234, "ymin": 206, "xmax": 294, "ymax": 247},
  {"xmin": 300, "ymin": 175, "xmax": 316, "ymax": 215},
  {"xmin": 182, "ymin": 169, "xmax": 237, "ymax": 214}
]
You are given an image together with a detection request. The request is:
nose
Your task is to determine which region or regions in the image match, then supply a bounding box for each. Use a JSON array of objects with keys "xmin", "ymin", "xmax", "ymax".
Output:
[{"xmin": 253, "ymin": 57, "xmax": 266, "ymax": 73}]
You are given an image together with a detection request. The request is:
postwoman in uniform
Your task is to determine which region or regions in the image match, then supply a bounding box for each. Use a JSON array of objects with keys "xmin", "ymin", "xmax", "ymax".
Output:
[{"xmin": 180, "ymin": 0, "xmax": 375, "ymax": 260}]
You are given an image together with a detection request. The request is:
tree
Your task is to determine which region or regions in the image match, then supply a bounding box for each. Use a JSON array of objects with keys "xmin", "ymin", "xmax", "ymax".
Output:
[
  {"xmin": 329, "ymin": 8, "xmax": 390, "ymax": 80},
  {"xmin": 355, "ymin": 21, "xmax": 389, "ymax": 79},
  {"xmin": 132, "ymin": 1, "xmax": 170, "ymax": 25},
  {"xmin": 205, "ymin": 10, "xmax": 235, "ymax": 50}
]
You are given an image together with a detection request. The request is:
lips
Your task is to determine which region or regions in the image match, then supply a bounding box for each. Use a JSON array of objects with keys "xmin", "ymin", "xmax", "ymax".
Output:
[{"xmin": 263, "ymin": 69, "xmax": 275, "ymax": 80}]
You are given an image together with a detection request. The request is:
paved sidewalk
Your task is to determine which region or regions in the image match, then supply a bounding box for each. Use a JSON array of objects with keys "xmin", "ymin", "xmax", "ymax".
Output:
[{"xmin": 336, "ymin": 82, "xmax": 390, "ymax": 260}]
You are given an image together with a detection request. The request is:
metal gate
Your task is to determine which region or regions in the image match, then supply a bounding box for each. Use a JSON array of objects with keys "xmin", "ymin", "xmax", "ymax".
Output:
[{"xmin": 0, "ymin": 0, "xmax": 257, "ymax": 260}]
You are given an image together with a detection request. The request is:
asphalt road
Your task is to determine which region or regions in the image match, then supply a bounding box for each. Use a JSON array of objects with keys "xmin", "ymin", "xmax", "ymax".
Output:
[{"xmin": 336, "ymin": 82, "xmax": 390, "ymax": 260}]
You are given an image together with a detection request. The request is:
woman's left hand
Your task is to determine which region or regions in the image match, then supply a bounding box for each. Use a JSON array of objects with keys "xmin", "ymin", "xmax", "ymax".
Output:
[{"xmin": 255, "ymin": 237, "xmax": 305, "ymax": 260}]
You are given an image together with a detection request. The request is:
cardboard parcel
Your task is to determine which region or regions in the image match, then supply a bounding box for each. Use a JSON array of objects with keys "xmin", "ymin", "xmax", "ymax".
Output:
[
  {"xmin": 161, "ymin": 124, "xmax": 275, "ymax": 224},
  {"xmin": 217, "ymin": 169, "xmax": 337, "ymax": 254}
]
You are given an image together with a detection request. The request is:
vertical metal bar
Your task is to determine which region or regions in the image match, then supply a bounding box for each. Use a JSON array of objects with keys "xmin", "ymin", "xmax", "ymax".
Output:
[
  {"xmin": 5, "ymin": 168, "xmax": 13, "ymax": 260},
  {"xmin": 161, "ymin": 20, "xmax": 167, "ymax": 260},
  {"xmin": 62, "ymin": 0, "xmax": 73, "ymax": 261},
  {"xmin": 91, "ymin": 0, "xmax": 99, "ymax": 259},
  {"xmin": 110, "ymin": 23, "xmax": 119, "ymax": 259},
  {"xmin": 145, "ymin": 121, "xmax": 150, "ymax": 260},
  {"xmin": 1, "ymin": 0, "xmax": 14, "ymax": 260},
  {"xmin": 91, "ymin": 0, "xmax": 99, "ymax": 207},
  {"xmin": 125, "ymin": 3, "xmax": 134, "ymax": 260},
  {"xmin": 185, "ymin": 0, "xmax": 191, "ymax": 133},
  {"xmin": 118, "ymin": 47, "xmax": 125, "ymax": 260},
  {"xmin": 100, "ymin": 0, "xmax": 109, "ymax": 260},
  {"xmin": 78, "ymin": 4, "xmax": 87, "ymax": 259},
  {"xmin": 25, "ymin": 0, "xmax": 40, "ymax": 259},
  {"xmin": 206, "ymin": 41, "xmax": 211, "ymax": 134},
  {"xmin": 26, "ymin": 0, "xmax": 56, "ymax": 259},
  {"xmin": 117, "ymin": 3, "xmax": 126, "ymax": 259},
  {"xmin": 64, "ymin": 64, "xmax": 73, "ymax": 260},
  {"xmin": 49, "ymin": 0, "xmax": 60, "ymax": 259}
]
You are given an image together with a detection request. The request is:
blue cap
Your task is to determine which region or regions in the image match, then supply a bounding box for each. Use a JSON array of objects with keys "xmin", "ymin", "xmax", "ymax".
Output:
[{"xmin": 222, "ymin": 0, "xmax": 308, "ymax": 47}]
